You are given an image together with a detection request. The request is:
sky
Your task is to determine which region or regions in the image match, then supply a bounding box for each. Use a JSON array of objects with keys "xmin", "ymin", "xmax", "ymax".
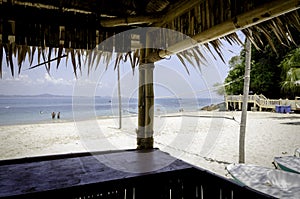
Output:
[{"xmin": 0, "ymin": 33, "xmax": 244, "ymax": 98}]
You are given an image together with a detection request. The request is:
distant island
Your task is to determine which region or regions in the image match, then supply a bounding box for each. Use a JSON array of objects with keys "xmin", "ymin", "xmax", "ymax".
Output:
[
  {"xmin": 0, "ymin": 94, "xmax": 114, "ymax": 98},
  {"xmin": 0, "ymin": 93, "xmax": 71, "ymax": 98}
]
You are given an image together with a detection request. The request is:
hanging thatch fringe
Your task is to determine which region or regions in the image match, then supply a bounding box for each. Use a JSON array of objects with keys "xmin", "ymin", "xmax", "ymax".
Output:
[
  {"xmin": 76, "ymin": 49, "xmax": 82, "ymax": 72},
  {"xmin": 173, "ymin": 10, "xmax": 300, "ymax": 73},
  {"xmin": 242, "ymin": 11, "xmax": 300, "ymax": 54},
  {"xmin": 176, "ymin": 53, "xmax": 190, "ymax": 75},
  {"xmin": 175, "ymin": 31, "xmax": 242, "ymax": 73},
  {"xmin": 0, "ymin": 43, "xmax": 3, "ymax": 78},
  {"xmin": 56, "ymin": 45, "xmax": 64, "ymax": 69},
  {"xmin": 0, "ymin": 8, "xmax": 299, "ymax": 78}
]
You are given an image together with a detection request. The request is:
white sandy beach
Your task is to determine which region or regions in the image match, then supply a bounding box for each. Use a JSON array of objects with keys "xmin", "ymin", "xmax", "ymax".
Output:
[{"xmin": 0, "ymin": 111, "xmax": 299, "ymax": 177}]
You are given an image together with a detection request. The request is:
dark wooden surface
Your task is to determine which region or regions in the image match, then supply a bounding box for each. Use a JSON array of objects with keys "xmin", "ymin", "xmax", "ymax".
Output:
[
  {"xmin": 0, "ymin": 149, "xmax": 191, "ymax": 198},
  {"xmin": 0, "ymin": 149, "xmax": 277, "ymax": 199}
]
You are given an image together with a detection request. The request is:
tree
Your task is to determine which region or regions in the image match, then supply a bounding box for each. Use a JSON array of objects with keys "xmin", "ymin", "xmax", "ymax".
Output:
[
  {"xmin": 225, "ymin": 40, "xmax": 300, "ymax": 99},
  {"xmin": 212, "ymin": 82, "xmax": 226, "ymax": 96},
  {"xmin": 239, "ymin": 36, "xmax": 251, "ymax": 163},
  {"xmin": 224, "ymin": 53, "xmax": 246, "ymax": 95},
  {"xmin": 279, "ymin": 48, "xmax": 300, "ymax": 97}
]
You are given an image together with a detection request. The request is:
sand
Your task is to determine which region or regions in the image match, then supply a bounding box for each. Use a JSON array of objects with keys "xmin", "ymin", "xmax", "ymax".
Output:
[{"xmin": 0, "ymin": 111, "xmax": 299, "ymax": 177}]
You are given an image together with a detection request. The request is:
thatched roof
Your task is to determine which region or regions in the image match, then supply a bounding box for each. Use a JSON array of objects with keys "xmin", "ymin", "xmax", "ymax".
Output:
[{"xmin": 0, "ymin": 0, "xmax": 299, "ymax": 77}]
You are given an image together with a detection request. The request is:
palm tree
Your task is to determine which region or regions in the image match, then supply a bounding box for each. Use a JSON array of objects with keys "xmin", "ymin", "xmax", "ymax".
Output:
[
  {"xmin": 280, "ymin": 48, "xmax": 300, "ymax": 94},
  {"xmin": 239, "ymin": 36, "xmax": 252, "ymax": 163}
]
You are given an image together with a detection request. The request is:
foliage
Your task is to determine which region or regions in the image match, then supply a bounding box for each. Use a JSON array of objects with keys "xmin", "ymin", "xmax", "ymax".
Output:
[
  {"xmin": 225, "ymin": 29, "xmax": 300, "ymax": 99},
  {"xmin": 224, "ymin": 52, "xmax": 245, "ymax": 95},
  {"xmin": 212, "ymin": 82, "xmax": 226, "ymax": 96},
  {"xmin": 279, "ymin": 48, "xmax": 300, "ymax": 94}
]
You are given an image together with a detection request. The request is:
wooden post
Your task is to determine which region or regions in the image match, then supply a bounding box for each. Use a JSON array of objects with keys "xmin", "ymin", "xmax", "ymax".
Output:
[
  {"xmin": 225, "ymin": 95, "xmax": 229, "ymax": 111},
  {"xmin": 145, "ymin": 63, "xmax": 154, "ymax": 147},
  {"xmin": 136, "ymin": 29, "xmax": 155, "ymax": 149},
  {"xmin": 137, "ymin": 62, "xmax": 155, "ymax": 149},
  {"xmin": 137, "ymin": 63, "xmax": 146, "ymax": 149},
  {"xmin": 117, "ymin": 64, "xmax": 122, "ymax": 129},
  {"xmin": 239, "ymin": 34, "xmax": 252, "ymax": 163}
]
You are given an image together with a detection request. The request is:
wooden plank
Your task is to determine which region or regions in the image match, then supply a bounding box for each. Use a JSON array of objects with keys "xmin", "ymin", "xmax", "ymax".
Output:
[
  {"xmin": 0, "ymin": 150, "xmax": 277, "ymax": 199},
  {"xmin": 100, "ymin": 15, "xmax": 160, "ymax": 27},
  {"xmin": 0, "ymin": 149, "xmax": 192, "ymax": 198}
]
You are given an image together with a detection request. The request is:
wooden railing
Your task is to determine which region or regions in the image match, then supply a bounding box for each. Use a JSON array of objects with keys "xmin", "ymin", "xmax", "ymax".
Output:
[
  {"xmin": 225, "ymin": 94, "xmax": 299, "ymax": 111},
  {"xmin": 0, "ymin": 149, "xmax": 276, "ymax": 199}
]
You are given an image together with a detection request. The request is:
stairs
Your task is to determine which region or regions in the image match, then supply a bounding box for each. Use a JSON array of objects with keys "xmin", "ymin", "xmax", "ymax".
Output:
[{"xmin": 225, "ymin": 94, "xmax": 297, "ymax": 111}]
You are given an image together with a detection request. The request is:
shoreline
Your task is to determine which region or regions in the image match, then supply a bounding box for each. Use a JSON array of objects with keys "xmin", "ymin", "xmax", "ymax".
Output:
[
  {"xmin": 0, "ymin": 108, "xmax": 216, "ymax": 127},
  {"xmin": 0, "ymin": 111, "xmax": 299, "ymax": 177},
  {"xmin": 0, "ymin": 97, "xmax": 224, "ymax": 126}
]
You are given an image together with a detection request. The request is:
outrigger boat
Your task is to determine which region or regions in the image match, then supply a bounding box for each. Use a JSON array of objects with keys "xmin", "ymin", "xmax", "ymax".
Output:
[
  {"xmin": 226, "ymin": 163, "xmax": 300, "ymax": 199},
  {"xmin": 273, "ymin": 148, "xmax": 300, "ymax": 174}
]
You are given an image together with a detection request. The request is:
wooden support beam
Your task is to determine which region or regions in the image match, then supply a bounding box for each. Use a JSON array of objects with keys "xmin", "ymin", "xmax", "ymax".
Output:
[
  {"xmin": 153, "ymin": 0, "xmax": 204, "ymax": 28},
  {"xmin": 137, "ymin": 57, "xmax": 146, "ymax": 149},
  {"xmin": 157, "ymin": 0, "xmax": 300, "ymax": 59},
  {"xmin": 144, "ymin": 63, "xmax": 155, "ymax": 144},
  {"xmin": 137, "ymin": 32, "xmax": 155, "ymax": 149},
  {"xmin": 136, "ymin": 63, "xmax": 155, "ymax": 149},
  {"xmin": 100, "ymin": 16, "xmax": 160, "ymax": 27}
]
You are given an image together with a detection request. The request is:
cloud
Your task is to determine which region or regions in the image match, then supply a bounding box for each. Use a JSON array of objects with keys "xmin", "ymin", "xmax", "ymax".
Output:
[
  {"xmin": 4, "ymin": 74, "xmax": 32, "ymax": 84},
  {"xmin": 36, "ymin": 73, "xmax": 74, "ymax": 86},
  {"xmin": 0, "ymin": 72, "xmax": 76, "ymax": 95}
]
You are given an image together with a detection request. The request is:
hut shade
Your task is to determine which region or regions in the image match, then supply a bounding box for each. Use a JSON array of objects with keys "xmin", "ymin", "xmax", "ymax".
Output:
[{"xmin": 0, "ymin": 0, "xmax": 299, "ymax": 76}]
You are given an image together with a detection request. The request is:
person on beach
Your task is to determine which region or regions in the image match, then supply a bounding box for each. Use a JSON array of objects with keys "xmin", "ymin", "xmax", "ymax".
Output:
[
  {"xmin": 51, "ymin": 112, "xmax": 56, "ymax": 119},
  {"xmin": 57, "ymin": 112, "xmax": 60, "ymax": 119}
]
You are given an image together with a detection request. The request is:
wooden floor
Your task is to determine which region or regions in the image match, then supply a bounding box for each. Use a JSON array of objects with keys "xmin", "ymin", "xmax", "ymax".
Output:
[
  {"xmin": 0, "ymin": 149, "xmax": 187, "ymax": 197},
  {"xmin": 0, "ymin": 149, "xmax": 275, "ymax": 199}
]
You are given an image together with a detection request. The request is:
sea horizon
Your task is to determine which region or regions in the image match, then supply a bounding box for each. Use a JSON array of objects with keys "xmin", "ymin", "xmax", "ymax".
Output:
[{"xmin": 0, "ymin": 94, "xmax": 224, "ymax": 126}]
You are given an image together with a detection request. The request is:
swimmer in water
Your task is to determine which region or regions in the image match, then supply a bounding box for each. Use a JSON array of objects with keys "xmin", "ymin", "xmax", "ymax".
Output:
[{"xmin": 51, "ymin": 112, "xmax": 56, "ymax": 119}]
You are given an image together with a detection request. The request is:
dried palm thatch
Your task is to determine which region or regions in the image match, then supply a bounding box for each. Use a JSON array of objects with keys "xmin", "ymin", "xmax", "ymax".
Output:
[
  {"xmin": 0, "ymin": 8, "xmax": 299, "ymax": 78},
  {"xmin": 175, "ymin": 10, "xmax": 300, "ymax": 74},
  {"xmin": 174, "ymin": 32, "xmax": 242, "ymax": 74},
  {"xmin": 0, "ymin": 42, "xmax": 141, "ymax": 79},
  {"xmin": 242, "ymin": 11, "xmax": 300, "ymax": 53}
]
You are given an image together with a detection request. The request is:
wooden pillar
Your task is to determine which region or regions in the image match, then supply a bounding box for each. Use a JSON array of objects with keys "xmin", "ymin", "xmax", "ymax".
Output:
[
  {"xmin": 145, "ymin": 63, "xmax": 154, "ymax": 145},
  {"xmin": 137, "ymin": 64, "xmax": 146, "ymax": 149},
  {"xmin": 136, "ymin": 28, "xmax": 156, "ymax": 149},
  {"xmin": 137, "ymin": 62, "xmax": 155, "ymax": 149},
  {"xmin": 225, "ymin": 96, "xmax": 229, "ymax": 111}
]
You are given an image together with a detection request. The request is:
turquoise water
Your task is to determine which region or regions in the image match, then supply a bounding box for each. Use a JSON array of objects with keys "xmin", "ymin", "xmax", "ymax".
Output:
[{"xmin": 0, "ymin": 95, "xmax": 222, "ymax": 125}]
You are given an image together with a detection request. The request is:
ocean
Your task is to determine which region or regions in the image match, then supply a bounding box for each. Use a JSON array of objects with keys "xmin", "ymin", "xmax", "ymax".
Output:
[{"xmin": 0, "ymin": 95, "xmax": 223, "ymax": 126}]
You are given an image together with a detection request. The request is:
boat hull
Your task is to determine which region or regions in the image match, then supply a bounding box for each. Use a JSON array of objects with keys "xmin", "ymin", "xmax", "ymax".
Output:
[
  {"xmin": 274, "ymin": 156, "xmax": 300, "ymax": 174},
  {"xmin": 226, "ymin": 163, "xmax": 300, "ymax": 199}
]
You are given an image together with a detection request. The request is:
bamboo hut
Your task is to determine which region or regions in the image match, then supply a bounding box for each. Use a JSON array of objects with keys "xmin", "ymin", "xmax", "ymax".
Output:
[{"xmin": 0, "ymin": 0, "xmax": 299, "ymax": 198}]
